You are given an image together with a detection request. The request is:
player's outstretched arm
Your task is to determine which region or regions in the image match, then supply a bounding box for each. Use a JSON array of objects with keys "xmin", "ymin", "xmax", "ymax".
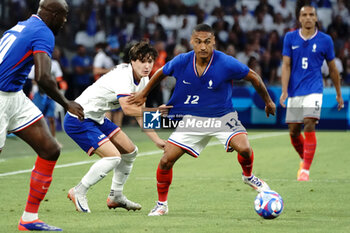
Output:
[
  {"xmin": 244, "ymin": 69, "xmax": 276, "ymax": 117},
  {"xmin": 327, "ymin": 59, "xmax": 344, "ymax": 111},
  {"xmin": 128, "ymin": 68, "xmax": 167, "ymax": 106},
  {"xmin": 33, "ymin": 52, "xmax": 84, "ymax": 120}
]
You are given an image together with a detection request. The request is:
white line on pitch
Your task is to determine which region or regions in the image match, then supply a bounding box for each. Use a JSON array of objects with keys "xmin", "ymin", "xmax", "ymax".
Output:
[{"xmin": 0, "ymin": 132, "xmax": 287, "ymax": 177}]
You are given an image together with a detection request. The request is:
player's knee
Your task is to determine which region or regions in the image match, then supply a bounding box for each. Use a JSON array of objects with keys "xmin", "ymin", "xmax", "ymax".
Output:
[
  {"xmin": 237, "ymin": 146, "xmax": 251, "ymax": 158},
  {"xmin": 40, "ymin": 140, "xmax": 61, "ymax": 160},
  {"xmin": 121, "ymin": 146, "xmax": 138, "ymax": 163},
  {"xmin": 303, "ymin": 120, "xmax": 316, "ymax": 132},
  {"xmin": 159, "ymin": 156, "xmax": 174, "ymax": 170},
  {"xmin": 49, "ymin": 143, "xmax": 61, "ymax": 160},
  {"xmin": 289, "ymin": 131, "xmax": 300, "ymax": 138},
  {"xmin": 288, "ymin": 125, "xmax": 302, "ymax": 137}
]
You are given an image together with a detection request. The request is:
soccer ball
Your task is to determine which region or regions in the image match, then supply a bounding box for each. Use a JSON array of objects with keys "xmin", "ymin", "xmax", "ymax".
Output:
[{"xmin": 254, "ymin": 190, "xmax": 284, "ymax": 219}]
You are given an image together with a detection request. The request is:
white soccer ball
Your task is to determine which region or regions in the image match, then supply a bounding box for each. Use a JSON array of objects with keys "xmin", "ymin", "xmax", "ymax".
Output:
[{"xmin": 254, "ymin": 190, "xmax": 284, "ymax": 219}]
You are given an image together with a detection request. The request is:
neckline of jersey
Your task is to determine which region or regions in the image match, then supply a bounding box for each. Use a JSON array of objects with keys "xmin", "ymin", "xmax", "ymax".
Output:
[
  {"xmin": 298, "ymin": 28, "xmax": 318, "ymax": 41},
  {"xmin": 193, "ymin": 50, "xmax": 214, "ymax": 78}
]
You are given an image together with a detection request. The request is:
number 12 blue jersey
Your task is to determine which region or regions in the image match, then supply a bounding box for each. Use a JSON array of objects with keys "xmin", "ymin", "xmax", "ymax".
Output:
[
  {"xmin": 0, "ymin": 15, "xmax": 54, "ymax": 92},
  {"xmin": 163, "ymin": 50, "xmax": 249, "ymax": 118},
  {"xmin": 282, "ymin": 29, "xmax": 335, "ymax": 97}
]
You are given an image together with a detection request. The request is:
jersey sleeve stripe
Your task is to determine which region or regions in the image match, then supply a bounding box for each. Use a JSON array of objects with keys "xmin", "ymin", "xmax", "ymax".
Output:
[
  {"xmin": 117, "ymin": 94, "xmax": 131, "ymax": 99},
  {"xmin": 33, "ymin": 50, "xmax": 49, "ymax": 54},
  {"xmin": 11, "ymin": 50, "xmax": 33, "ymax": 70}
]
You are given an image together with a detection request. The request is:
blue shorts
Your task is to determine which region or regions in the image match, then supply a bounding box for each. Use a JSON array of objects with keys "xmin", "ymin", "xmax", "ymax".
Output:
[
  {"xmin": 63, "ymin": 113, "xmax": 120, "ymax": 155},
  {"xmin": 32, "ymin": 92, "xmax": 55, "ymax": 118}
]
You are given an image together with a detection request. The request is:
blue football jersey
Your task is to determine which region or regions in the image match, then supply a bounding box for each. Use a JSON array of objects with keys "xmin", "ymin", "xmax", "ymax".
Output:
[
  {"xmin": 0, "ymin": 15, "xmax": 54, "ymax": 92},
  {"xmin": 282, "ymin": 29, "xmax": 335, "ymax": 97},
  {"xmin": 163, "ymin": 50, "xmax": 249, "ymax": 117}
]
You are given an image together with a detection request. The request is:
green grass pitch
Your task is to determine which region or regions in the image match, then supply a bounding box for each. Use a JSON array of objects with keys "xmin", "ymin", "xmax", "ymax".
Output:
[{"xmin": 0, "ymin": 128, "xmax": 349, "ymax": 233}]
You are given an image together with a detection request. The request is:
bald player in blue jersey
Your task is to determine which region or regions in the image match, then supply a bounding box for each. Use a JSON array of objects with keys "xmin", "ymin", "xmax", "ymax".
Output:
[
  {"xmin": 0, "ymin": 0, "xmax": 84, "ymax": 231},
  {"xmin": 279, "ymin": 0, "xmax": 344, "ymax": 182},
  {"xmin": 129, "ymin": 24, "xmax": 276, "ymax": 216}
]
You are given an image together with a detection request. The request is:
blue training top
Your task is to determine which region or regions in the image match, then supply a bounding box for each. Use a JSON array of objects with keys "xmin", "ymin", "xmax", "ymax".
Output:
[
  {"xmin": 0, "ymin": 15, "xmax": 54, "ymax": 92},
  {"xmin": 163, "ymin": 50, "xmax": 249, "ymax": 118},
  {"xmin": 282, "ymin": 29, "xmax": 335, "ymax": 97}
]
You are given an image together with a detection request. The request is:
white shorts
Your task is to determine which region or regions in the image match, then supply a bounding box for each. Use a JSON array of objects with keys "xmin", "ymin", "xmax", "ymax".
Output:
[
  {"xmin": 168, "ymin": 112, "xmax": 247, "ymax": 157},
  {"xmin": 0, "ymin": 90, "xmax": 43, "ymax": 149},
  {"xmin": 286, "ymin": 93, "xmax": 323, "ymax": 123}
]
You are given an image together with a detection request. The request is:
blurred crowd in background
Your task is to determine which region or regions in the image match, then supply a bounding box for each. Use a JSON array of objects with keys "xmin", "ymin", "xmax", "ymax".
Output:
[{"xmin": 1, "ymin": 0, "xmax": 350, "ymax": 107}]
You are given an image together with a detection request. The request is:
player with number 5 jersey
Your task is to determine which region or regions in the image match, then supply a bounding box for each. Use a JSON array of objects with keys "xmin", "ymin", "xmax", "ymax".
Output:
[
  {"xmin": 128, "ymin": 24, "xmax": 276, "ymax": 216},
  {"xmin": 279, "ymin": 0, "xmax": 344, "ymax": 181}
]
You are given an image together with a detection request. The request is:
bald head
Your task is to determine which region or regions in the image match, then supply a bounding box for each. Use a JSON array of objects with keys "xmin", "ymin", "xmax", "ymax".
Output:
[
  {"xmin": 38, "ymin": 0, "xmax": 68, "ymax": 13},
  {"xmin": 37, "ymin": 0, "xmax": 68, "ymax": 35}
]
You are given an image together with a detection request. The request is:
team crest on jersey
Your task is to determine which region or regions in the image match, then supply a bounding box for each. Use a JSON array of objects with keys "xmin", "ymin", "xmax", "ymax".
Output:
[
  {"xmin": 208, "ymin": 80, "xmax": 213, "ymax": 89},
  {"xmin": 143, "ymin": 110, "xmax": 161, "ymax": 129},
  {"xmin": 312, "ymin": 43, "xmax": 317, "ymax": 52}
]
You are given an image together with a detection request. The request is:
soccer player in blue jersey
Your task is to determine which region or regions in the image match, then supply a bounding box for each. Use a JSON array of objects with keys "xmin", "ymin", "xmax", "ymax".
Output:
[
  {"xmin": 0, "ymin": 0, "xmax": 84, "ymax": 231},
  {"xmin": 129, "ymin": 24, "xmax": 276, "ymax": 216},
  {"xmin": 279, "ymin": 0, "xmax": 344, "ymax": 181}
]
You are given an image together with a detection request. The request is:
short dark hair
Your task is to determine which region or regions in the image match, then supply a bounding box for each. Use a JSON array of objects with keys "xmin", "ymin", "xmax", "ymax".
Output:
[
  {"xmin": 128, "ymin": 41, "xmax": 158, "ymax": 62},
  {"xmin": 192, "ymin": 24, "xmax": 214, "ymax": 35},
  {"xmin": 295, "ymin": 0, "xmax": 315, "ymax": 19}
]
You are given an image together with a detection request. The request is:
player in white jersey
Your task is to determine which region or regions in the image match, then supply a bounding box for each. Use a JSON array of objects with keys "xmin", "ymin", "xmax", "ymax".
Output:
[
  {"xmin": 93, "ymin": 42, "xmax": 124, "ymax": 126},
  {"xmin": 93, "ymin": 42, "xmax": 114, "ymax": 81},
  {"xmin": 64, "ymin": 41, "xmax": 166, "ymax": 213}
]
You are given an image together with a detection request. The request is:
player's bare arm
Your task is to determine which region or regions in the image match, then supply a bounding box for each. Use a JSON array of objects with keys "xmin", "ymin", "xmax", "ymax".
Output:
[
  {"xmin": 244, "ymin": 69, "xmax": 276, "ymax": 117},
  {"xmin": 327, "ymin": 59, "xmax": 344, "ymax": 110},
  {"xmin": 134, "ymin": 116, "xmax": 166, "ymax": 149},
  {"xmin": 128, "ymin": 68, "xmax": 167, "ymax": 106},
  {"xmin": 279, "ymin": 55, "xmax": 291, "ymax": 108},
  {"xmin": 119, "ymin": 96, "xmax": 143, "ymax": 116},
  {"xmin": 120, "ymin": 97, "xmax": 168, "ymax": 149},
  {"xmin": 34, "ymin": 52, "xmax": 84, "ymax": 120}
]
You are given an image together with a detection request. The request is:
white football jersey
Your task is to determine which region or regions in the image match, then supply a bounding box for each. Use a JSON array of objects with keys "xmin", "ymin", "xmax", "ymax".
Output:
[
  {"xmin": 28, "ymin": 59, "xmax": 63, "ymax": 80},
  {"xmin": 75, "ymin": 63, "xmax": 149, "ymax": 124},
  {"xmin": 93, "ymin": 50, "xmax": 114, "ymax": 69},
  {"xmin": 28, "ymin": 59, "xmax": 63, "ymax": 94}
]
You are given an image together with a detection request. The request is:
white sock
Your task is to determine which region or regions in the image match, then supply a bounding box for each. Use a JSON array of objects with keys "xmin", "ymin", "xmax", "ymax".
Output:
[
  {"xmin": 81, "ymin": 157, "xmax": 121, "ymax": 190},
  {"xmin": 111, "ymin": 147, "xmax": 137, "ymax": 196},
  {"xmin": 74, "ymin": 182, "xmax": 89, "ymax": 195},
  {"xmin": 158, "ymin": 201, "xmax": 167, "ymax": 206},
  {"xmin": 300, "ymin": 169, "xmax": 310, "ymax": 175},
  {"xmin": 21, "ymin": 211, "xmax": 38, "ymax": 222}
]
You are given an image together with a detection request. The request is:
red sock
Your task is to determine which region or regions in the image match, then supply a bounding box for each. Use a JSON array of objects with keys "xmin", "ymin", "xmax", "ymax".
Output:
[
  {"xmin": 290, "ymin": 134, "xmax": 304, "ymax": 160},
  {"xmin": 25, "ymin": 156, "xmax": 56, "ymax": 213},
  {"xmin": 156, "ymin": 165, "xmax": 172, "ymax": 202},
  {"xmin": 303, "ymin": 132, "xmax": 317, "ymax": 170},
  {"xmin": 237, "ymin": 150, "xmax": 254, "ymax": 177}
]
